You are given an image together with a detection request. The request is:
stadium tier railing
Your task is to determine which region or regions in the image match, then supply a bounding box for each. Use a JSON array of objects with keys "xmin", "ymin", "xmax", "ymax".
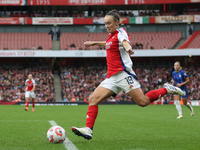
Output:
[{"xmin": 0, "ymin": 49, "xmax": 199, "ymax": 57}]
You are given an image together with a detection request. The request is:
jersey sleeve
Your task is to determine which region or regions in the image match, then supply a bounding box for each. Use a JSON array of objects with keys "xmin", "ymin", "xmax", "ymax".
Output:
[
  {"xmin": 25, "ymin": 80, "xmax": 27, "ymax": 85},
  {"xmin": 118, "ymin": 29, "xmax": 130, "ymax": 43},
  {"xmin": 32, "ymin": 79, "xmax": 36, "ymax": 85},
  {"xmin": 182, "ymin": 70, "xmax": 188, "ymax": 79}
]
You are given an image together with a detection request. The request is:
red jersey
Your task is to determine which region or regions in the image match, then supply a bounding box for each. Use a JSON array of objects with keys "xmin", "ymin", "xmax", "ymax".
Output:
[
  {"xmin": 25, "ymin": 79, "xmax": 35, "ymax": 91},
  {"xmin": 106, "ymin": 28, "xmax": 132, "ymax": 78}
]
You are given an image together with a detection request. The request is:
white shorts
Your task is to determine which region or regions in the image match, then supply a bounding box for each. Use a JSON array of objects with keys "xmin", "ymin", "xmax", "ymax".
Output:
[
  {"xmin": 25, "ymin": 91, "xmax": 35, "ymax": 98},
  {"xmin": 99, "ymin": 70, "xmax": 141, "ymax": 95}
]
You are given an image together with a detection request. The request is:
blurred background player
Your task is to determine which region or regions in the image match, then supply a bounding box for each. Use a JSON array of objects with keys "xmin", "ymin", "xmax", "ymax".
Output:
[
  {"xmin": 71, "ymin": 10, "xmax": 185, "ymax": 140},
  {"xmin": 172, "ymin": 61, "xmax": 194, "ymax": 119},
  {"xmin": 24, "ymin": 74, "xmax": 36, "ymax": 111}
]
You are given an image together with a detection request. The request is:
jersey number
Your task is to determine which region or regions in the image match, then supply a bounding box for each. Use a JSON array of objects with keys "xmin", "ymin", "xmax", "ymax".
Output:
[{"xmin": 125, "ymin": 76, "xmax": 134, "ymax": 85}]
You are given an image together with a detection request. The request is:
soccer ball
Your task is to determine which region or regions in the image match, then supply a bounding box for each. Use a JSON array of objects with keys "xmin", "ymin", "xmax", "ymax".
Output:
[{"xmin": 47, "ymin": 126, "xmax": 66, "ymax": 143}]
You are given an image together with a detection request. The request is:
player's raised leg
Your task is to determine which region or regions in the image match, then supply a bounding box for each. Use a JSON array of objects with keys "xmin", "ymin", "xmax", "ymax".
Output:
[
  {"xmin": 128, "ymin": 88, "xmax": 167, "ymax": 106},
  {"xmin": 71, "ymin": 86, "xmax": 114, "ymax": 140},
  {"xmin": 128, "ymin": 83, "xmax": 185, "ymax": 107}
]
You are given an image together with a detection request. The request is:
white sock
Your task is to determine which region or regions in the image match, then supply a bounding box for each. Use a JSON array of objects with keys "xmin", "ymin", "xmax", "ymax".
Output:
[
  {"xmin": 174, "ymin": 100, "xmax": 182, "ymax": 116},
  {"xmin": 185, "ymin": 102, "xmax": 193, "ymax": 111}
]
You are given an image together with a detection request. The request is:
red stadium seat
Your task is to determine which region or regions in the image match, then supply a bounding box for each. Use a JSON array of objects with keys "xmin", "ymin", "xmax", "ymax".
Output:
[
  {"xmin": 59, "ymin": 31, "xmax": 182, "ymax": 50},
  {"xmin": 9, "ymin": 12, "xmax": 14, "ymax": 17},
  {"xmin": 186, "ymin": 32, "xmax": 200, "ymax": 48},
  {"xmin": 0, "ymin": 33, "xmax": 52, "ymax": 50},
  {"xmin": 20, "ymin": 12, "xmax": 24, "ymax": 17},
  {"xmin": 15, "ymin": 12, "xmax": 19, "ymax": 17}
]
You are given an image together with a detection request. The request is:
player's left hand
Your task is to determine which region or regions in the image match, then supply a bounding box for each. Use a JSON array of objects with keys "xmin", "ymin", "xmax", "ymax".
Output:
[
  {"xmin": 126, "ymin": 48, "xmax": 134, "ymax": 55},
  {"xmin": 31, "ymin": 89, "xmax": 34, "ymax": 92},
  {"xmin": 176, "ymin": 83, "xmax": 182, "ymax": 87}
]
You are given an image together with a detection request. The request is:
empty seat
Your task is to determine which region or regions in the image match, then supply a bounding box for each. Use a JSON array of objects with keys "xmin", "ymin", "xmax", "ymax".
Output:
[{"xmin": 0, "ymin": 33, "xmax": 52, "ymax": 50}]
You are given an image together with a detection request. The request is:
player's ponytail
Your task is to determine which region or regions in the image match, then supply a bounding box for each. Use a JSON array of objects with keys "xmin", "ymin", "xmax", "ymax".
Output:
[{"xmin": 106, "ymin": 9, "xmax": 120, "ymax": 22}]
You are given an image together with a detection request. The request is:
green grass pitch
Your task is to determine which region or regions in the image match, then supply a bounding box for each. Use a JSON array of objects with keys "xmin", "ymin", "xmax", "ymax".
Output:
[{"xmin": 0, "ymin": 105, "xmax": 199, "ymax": 150}]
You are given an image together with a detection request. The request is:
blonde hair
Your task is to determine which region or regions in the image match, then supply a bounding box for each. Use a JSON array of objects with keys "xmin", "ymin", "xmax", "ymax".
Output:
[
  {"xmin": 174, "ymin": 61, "xmax": 181, "ymax": 66},
  {"xmin": 174, "ymin": 61, "xmax": 182, "ymax": 70}
]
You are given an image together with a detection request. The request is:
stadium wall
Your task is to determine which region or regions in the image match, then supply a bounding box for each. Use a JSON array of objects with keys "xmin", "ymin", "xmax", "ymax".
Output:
[
  {"xmin": 1, "ymin": 101, "xmax": 200, "ymax": 106},
  {"xmin": 0, "ymin": 101, "xmax": 136, "ymax": 105},
  {"xmin": 0, "ymin": 24, "xmax": 189, "ymax": 36},
  {"xmin": 0, "ymin": 49, "xmax": 199, "ymax": 57}
]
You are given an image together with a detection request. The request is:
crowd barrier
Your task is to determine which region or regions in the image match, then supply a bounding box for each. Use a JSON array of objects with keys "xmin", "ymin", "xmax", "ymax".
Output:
[{"xmin": 1, "ymin": 100, "xmax": 200, "ymax": 106}]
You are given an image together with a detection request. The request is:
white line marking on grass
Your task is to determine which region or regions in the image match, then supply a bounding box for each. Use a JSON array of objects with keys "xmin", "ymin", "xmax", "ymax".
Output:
[
  {"xmin": 0, "ymin": 120, "xmax": 45, "ymax": 121},
  {"xmin": 49, "ymin": 120, "xmax": 78, "ymax": 150}
]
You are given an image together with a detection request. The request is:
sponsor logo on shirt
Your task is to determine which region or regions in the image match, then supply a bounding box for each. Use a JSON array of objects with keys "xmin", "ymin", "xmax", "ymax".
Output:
[
  {"xmin": 106, "ymin": 42, "xmax": 112, "ymax": 49},
  {"xmin": 27, "ymin": 83, "xmax": 33, "ymax": 86},
  {"xmin": 106, "ymin": 42, "xmax": 112, "ymax": 45}
]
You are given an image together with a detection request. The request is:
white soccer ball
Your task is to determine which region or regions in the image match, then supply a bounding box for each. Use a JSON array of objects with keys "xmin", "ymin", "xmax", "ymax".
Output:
[{"xmin": 47, "ymin": 125, "xmax": 66, "ymax": 143}]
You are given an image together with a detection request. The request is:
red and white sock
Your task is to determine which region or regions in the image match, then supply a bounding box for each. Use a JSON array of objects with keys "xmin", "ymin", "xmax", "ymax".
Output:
[
  {"xmin": 32, "ymin": 102, "xmax": 35, "ymax": 108},
  {"xmin": 26, "ymin": 102, "xmax": 29, "ymax": 108},
  {"xmin": 146, "ymin": 88, "xmax": 167, "ymax": 102},
  {"xmin": 86, "ymin": 105, "xmax": 98, "ymax": 130}
]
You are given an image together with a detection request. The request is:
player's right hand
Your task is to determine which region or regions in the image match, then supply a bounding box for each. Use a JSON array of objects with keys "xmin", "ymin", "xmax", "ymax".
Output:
[
  {"xmin": 126, "ymin": 48, "xmax": 134, "ymax": 55},
  {"xmin": 84, "ymin": 41, "xmax": 94, "ymax": 48}
]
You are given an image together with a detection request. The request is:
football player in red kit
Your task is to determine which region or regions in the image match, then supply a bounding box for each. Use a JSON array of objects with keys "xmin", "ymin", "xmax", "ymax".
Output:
[
  {"xmin": 24, "ymin": 74, "xmax": 36, "ymax": 111},
  {"xmin": 71, "ymin": 10, "xmax": 185, "ymax": 140}
]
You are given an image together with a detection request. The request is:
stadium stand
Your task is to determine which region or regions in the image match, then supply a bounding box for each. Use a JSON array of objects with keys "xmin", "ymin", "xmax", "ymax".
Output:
[
  {"xmin": 0, "ymin": 33, "xmax": 52, "ymax": 50},
  {"xmin": 184, "ymin": 10, "xmax": 200, "ymax": 15},
  {"xmin": 160, "ymin": 11, "xmax": 177, "ymax": 16},
  {"xmin": 186, "ymin": 31, "xmax": 200, "ymax": 48},
  {"xmin": 60, "ymin": 32, "xmax": 107, "ymax": 50},
  {"xmin": 179, "ymin": 31, "xmax": 200, "ymax": 49},
  {"xmin": 60, "ymin": 31, "xmax": 181, "ymax": 50},
  {"xmin": 60, "ymin": 67, "xmax": 107, "ymax": 102},
  {"xmin": 7, "ymin": 9, "xmax": 200, "ymax": 18},
  {"xmin": 0, "ymin": 67, "xmax": 55, "ymax": 102},
  {"xmin": 60, "ymin": 66, "xmax": 200, "ymax": 102}
]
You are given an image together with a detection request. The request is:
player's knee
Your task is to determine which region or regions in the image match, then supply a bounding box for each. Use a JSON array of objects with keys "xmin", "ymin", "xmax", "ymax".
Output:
[
  {"xmin": 137, "ymin": 99, "xmax": 149, "ymax": 107},
  {"xmin": 88, "ymin": 96, "xmax": 97, "ymax": 105},
  {"xmin": 183, "ymin": 101, "xmax": 187, "ymax": 105}
]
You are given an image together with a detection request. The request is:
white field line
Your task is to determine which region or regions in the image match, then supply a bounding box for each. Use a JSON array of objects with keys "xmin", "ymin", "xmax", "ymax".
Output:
[
  {"xmin": 0, "ymin": 120, "xmax": 45, "ymax": 121},
  {"xmin": 49, "ymin": 120, "xmax": 78, "ymax": 150}
]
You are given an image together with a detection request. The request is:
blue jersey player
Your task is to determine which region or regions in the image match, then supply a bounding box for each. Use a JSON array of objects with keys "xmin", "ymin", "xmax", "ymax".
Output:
[{"xmin": 172, "ymin": 61, "xmax": 194, "ymax": 119}]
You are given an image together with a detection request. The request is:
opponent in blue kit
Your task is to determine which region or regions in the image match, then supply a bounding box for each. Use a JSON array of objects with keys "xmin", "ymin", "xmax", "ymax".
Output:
[{"xmin": 172, "ymin": 61, "xmax": 194, "ymax": 119}]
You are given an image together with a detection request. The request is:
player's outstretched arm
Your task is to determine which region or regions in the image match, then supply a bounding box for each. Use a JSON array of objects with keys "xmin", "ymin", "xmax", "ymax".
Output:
[
  {"xmin": 122, "ymin": 40, "xmax": 134, "ymax": 55},
  {"xmin": 84, "ymin": 41, "xmax": 106, "ymax": 48}
]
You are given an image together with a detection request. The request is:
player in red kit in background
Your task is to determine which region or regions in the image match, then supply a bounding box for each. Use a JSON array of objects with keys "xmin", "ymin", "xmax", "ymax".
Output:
[
  {"xmin": 71, "ymin": 9, "xmax": 185, "ymax": 140},
  {"xmin": 24, "ymin": 74, "xmax": 36, "ymax": 111}
]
